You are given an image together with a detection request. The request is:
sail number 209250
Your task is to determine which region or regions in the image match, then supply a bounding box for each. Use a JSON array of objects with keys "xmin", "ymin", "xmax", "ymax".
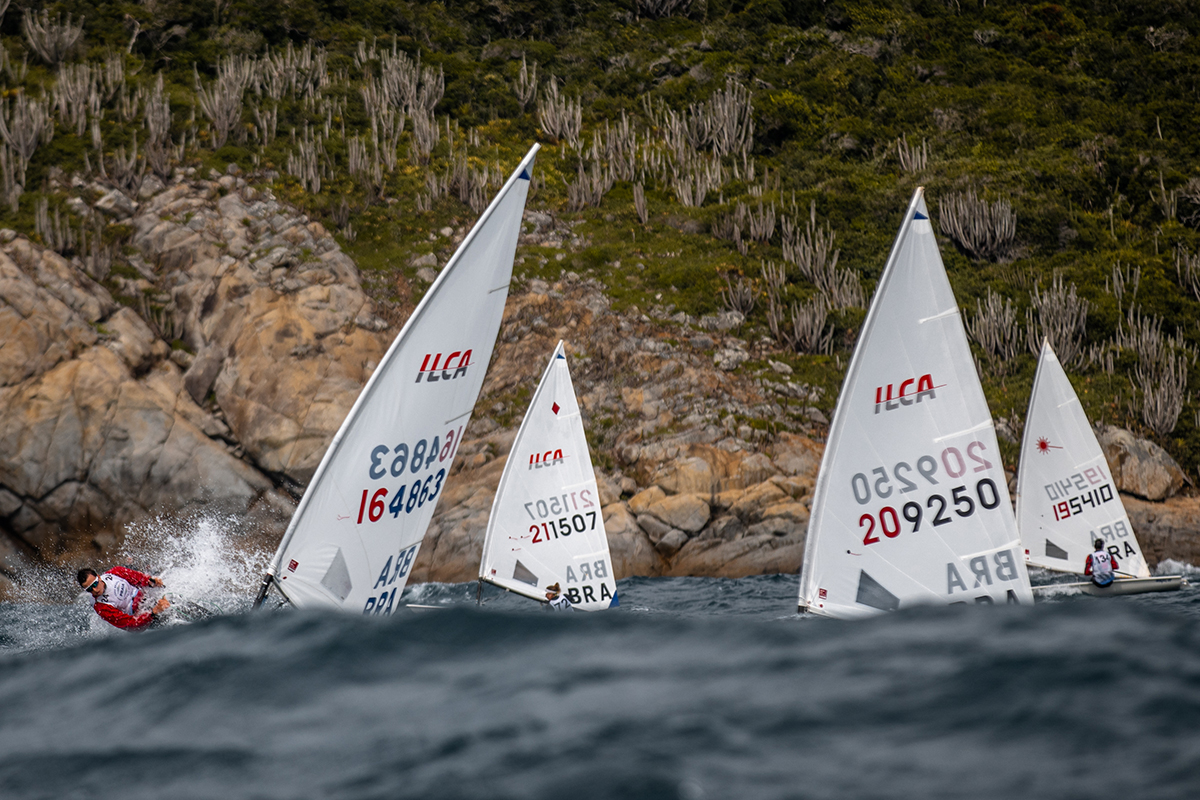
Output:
[
  {"xmin": 356, "ymin": 426, "xmax": 464, "ymax": 524},
  {"xmin": 850, "ymin": 441, "xmax": 1003, "ymax": 546}
]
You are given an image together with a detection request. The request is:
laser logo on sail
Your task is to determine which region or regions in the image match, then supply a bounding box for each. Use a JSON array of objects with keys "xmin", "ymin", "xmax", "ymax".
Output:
[
  {"xmin": 529, "ymin": 449, "xmax": 565, "ymax": 469},
  {"xmin": 414, "ymin": 350, "xmax": 473, "ymax": 383},
  {"xmin": 873, "ymin": 374, "xmax": 942, "ymax": 414}
]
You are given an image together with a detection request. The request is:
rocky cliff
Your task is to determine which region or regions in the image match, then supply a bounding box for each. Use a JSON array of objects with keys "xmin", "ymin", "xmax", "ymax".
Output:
[
  {"xmin": 0, "ymin": 169, "xmax": 392, "ymax": 594},
  {"xmin": 1, "ymin": 174, "xmax": 1196, "ymax": 599}
]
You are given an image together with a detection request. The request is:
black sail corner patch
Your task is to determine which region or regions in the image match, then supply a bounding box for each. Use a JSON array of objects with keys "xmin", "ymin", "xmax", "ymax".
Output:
[
  {"xmin": 856, "ymin": 570, "xmax": 900, "ymax": 612},
  {"xmin": 1045, "ymin": 540, "xmax": 1069, "ymax": 560},
  {"xmin": 512, "ymin": 560, "xmax": 538, "ymax": 587}
]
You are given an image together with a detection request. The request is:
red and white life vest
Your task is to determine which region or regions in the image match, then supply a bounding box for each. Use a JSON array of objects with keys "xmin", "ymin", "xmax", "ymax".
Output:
[{"xmin": 90, "ymin": 572, "xmax": 143, "ymax": 616}]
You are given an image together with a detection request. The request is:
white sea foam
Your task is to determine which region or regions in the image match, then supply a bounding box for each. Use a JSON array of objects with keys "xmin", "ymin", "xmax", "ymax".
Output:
[
  {"xmin": 114, "ymin": 513, "xmax": 273, "ymax": 619},
  {"xmin": 1155, "ymin": 558, "xmax": 1199, "ymax": 577}
]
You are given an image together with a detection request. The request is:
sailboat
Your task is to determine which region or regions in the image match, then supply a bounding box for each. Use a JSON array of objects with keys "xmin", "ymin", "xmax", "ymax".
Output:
[
  {"xmin": 253, "ymin": 144, "xmax": 540, "ymax": 613},
  {"xmin": 1018, "ymin": 340, "xmax": 1182, "ymax": 596},
  {"xmin": 797, "ymin": 188, "xmax": 1034, "ymax": 617},
  {"xmin": 478, "ymin": 341, "xmax": 618, "ymax": 610}
]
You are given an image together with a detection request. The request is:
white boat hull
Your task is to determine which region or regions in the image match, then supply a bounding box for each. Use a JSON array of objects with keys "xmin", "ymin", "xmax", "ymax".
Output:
[{"xmin": 1033, "ymin": 575, "xmax": 1185, "ymax": 597}]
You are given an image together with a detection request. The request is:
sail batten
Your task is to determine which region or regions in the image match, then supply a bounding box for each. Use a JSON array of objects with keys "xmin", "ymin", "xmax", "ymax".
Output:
[
  {"xmin": 479, "ymin": 341, "xmax": 618, "ymax": 611},
  {"xmin": 798, "ymin": 188, "xmax": 1033, "ymax": 617},
  {"xmin": 261, "ymin": 144, "xmax": 540, "ymax": 612},
  {"xmin": 1016, "ymin": 340, "xmax": 1151, "ymax": 577}
]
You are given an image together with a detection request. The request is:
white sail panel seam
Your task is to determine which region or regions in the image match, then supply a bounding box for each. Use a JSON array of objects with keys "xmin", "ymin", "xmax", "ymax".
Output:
[
  {"xmin": 918, "ymin": 308, "xmax": 960, "ymax": 324},
  {"xmin": 933, "ymin": 420, "xmax": 996, "ymax": 442}
]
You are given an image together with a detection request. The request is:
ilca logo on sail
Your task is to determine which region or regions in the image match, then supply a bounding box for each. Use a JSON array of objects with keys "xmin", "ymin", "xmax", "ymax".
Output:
[
  {"xmin": 529, "ymin": 448, "xmax": 566, "ymax": 469},
  {"xmin": 873, "ymin": 373, "xmax": 944, "ymax": 414},
  {"xmin": 415, "ymin": 350, "xmax": 473, "ymax": 383}
]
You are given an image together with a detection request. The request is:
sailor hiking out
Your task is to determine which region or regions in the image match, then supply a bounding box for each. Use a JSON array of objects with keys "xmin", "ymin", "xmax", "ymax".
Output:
[
  {"xmin": 77, "ymin": 566, "xmax": 170, "ymax": 630},
  {"xmin": 1084, "ymin": 540, "xmax": 1119, "ymax": 588}
]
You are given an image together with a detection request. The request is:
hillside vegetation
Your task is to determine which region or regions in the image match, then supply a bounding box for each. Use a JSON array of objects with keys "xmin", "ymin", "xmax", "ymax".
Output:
[{"xmin": 4, "ymin": 0, "xmax": 1200, "ymax": 480}]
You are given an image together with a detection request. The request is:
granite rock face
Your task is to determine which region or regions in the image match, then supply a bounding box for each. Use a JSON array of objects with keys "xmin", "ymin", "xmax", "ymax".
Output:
[
  {"xmin": 0, "ymin": 226, "xmax": 293, "ymax": 584},
  {"xmin": 0, "ymin": 172, "xmax": 398, "ymax": 591},
  {"xmin": 129, "ymin": 179, "xmax": 391, "ymax": 485}
]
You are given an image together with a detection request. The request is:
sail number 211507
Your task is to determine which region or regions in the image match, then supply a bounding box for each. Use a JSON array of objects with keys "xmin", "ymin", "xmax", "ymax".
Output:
[{"xmin": 523, "ymin": 489, "xmax": 598, "ymax": 544}]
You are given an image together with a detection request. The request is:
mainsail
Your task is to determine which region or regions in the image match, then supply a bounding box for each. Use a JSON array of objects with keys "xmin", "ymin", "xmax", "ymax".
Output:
[
  {"xmin": 797, "ymin": 188, "xmax": 1034, "ymax": 617},
  {"xmin": 1017, "ymin": 340, "xmax": 1150, "ymax": 577},
  {"xmin": 255, "ymin": 144, "xmax": 540, "ymax": 613},
  {"xmin": 479, "ymin": 341, "xmax": 618, "ymax": 610}
]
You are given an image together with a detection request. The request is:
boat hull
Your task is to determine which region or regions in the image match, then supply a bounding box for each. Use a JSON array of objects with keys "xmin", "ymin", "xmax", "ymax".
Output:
[{"xmin": 1033, "ymin": 575, "xmax": 1185, "ymax": 597}]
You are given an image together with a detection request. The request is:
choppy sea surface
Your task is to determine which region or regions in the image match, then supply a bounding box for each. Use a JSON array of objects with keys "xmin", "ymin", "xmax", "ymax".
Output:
[{"xmin": 1, "ymin": 518, "xmax": 1199, "ymax": 800}]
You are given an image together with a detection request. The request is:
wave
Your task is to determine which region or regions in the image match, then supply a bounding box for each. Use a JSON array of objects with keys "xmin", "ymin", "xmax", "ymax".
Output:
[{"xmin": 1, "ymin": 577, "xmax": 1199, "ymax": 799}]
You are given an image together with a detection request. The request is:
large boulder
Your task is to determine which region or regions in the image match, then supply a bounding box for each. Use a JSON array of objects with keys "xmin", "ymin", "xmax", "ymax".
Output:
[
  {"xmin": 1121, "ymin": 493, "xmax": 1200, "ymax": 569},
  {"xmin": 642, "ymin": 493, "xmax": 711, "ymax": 533},
  {"xmin": 654, "ymin": 455, "xmax": 715, "ymax": 496},
  {"xmin": 650, "ymin": 444, "xmax": 781, "ymax": 496},
  {"xmin": 770, "ymin": 432, "xmax": 824, "ymax": 477},
  {"xmin": 729, "ymin": 481, "xmax": 790, "ymax": 522},
  {"xmin": 628, "ymin": 486, "xmax": 666, "ymax": 514},
  {"xmin": 1096, "ymin": 425, "xmax": 1185, "ymax": 501},
  {"xmin": 603, "ymin": 502, "xmax": 666, "ymax": 577}
]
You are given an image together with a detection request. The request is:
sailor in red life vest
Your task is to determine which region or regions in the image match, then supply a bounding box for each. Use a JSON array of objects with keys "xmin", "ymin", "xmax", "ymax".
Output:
[
  {"xmin": 77, "ymin": 566, "xmax": 171, "ymax": 630},
  {"xmin": 544, "ymin": 582, "xmax": 574, "ymax": 612},
  {"xmin": 1083, "ymin": 539, "xmax": 1119, "ymax": 588}
]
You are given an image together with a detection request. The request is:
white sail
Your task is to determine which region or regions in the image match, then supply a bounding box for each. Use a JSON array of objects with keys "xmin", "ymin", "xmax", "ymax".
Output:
[
  {"xmin": 1017, "ymin": 340, "xmax": 1150, "ymax": 577},
  {"xmin": 479, "ymin": 341, "xmax": 618, "ymax": 610},
  {"xmin": 798, "ymin": 188, "xmax": 1034, "ymax": 617},
  {"xmin": 262, "ymin": 144, "xmax": 539, "ymax": 613}
]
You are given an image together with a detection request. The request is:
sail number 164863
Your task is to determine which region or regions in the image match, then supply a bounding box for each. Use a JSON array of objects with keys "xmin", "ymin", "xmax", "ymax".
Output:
[
  {"xmin": 357, "ymin": 469, "xmax": 446, "ymax": 524},
  {"xmin": 367, "ymin": 426, "xmax": 464, "ymax": 481}
]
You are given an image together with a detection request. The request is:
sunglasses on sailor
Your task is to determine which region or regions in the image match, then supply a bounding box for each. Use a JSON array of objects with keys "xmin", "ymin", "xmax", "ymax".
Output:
[{"xmin": 82, "ymin": 578, "xmax": 100, "ymax": 594}]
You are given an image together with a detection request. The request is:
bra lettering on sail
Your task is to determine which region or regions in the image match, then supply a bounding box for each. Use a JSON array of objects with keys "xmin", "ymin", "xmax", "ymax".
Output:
[
  {"xmin": 564, "ymin": 560, "xmax": 608, "ymax": 583},
  {"xmin": 414, "ymin": 350, "xmax": 473, "ymax": 383},
  {"xmin": 873, "ymin": 374, "xmax": 942, "ymax": 414}
]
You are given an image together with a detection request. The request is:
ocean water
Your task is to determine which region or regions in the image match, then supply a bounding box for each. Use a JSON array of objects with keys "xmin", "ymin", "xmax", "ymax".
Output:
[{"xmin": 1, "ymin": 520, "xmax": 1199, "ymax": 799}]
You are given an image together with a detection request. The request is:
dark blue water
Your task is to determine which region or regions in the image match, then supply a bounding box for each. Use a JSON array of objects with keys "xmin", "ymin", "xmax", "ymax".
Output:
[{"xmin": 3, "ymin": 567, "xmax": 1199, "ymax": 800}]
